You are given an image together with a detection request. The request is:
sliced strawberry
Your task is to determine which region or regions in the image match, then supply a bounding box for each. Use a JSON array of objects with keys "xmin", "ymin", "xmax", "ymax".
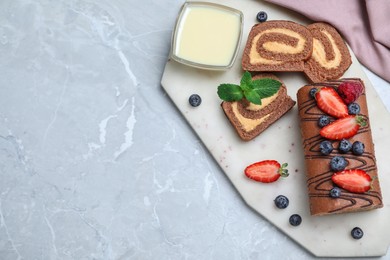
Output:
[
  {"xmin": 315, "ymin": 87, "xmax": 348, "ymax": 118},
  {"xmin": 244, "ymin": 160, "xmax": 289, "ymax": 183},
  {"xmin": 332, "ymin": 169, "xmax": 372, "ymax": 193},
  {"xmin": 320, "ymin": 115, "xmax": 367, "ymax": 140}
]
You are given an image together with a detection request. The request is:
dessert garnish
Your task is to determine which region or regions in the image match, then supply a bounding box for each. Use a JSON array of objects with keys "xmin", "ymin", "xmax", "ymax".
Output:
[
  {"xmin": 351, "ymin": 227, "xmax": 364, "ymax": 239},
  {"xmin": 217, "ymin": 71, "xmax": 281, "ymax": 105},
  {"xmin": 189, "ymin": 94, "xmax": 202, "ymax": 107},
  {"xmin": 320, "ymin": 115, "xmax": 367, "ymax": 140},
  {"xmin": 289, "ymin": 214, "xmax": 302, "ymax": 226},
  {"xmin": 331, "ymin": 169, "xmax": 372, "ymax": 193},
  {"xmin": 274, "ymin": 195, "xmax": 289, "ymax": 209},
  {"xmin": 352, "ymin": 141, "xmax": 365, "ymax": 155},
  {"xmin": 244, "ymin": 160, "xmax": 289, "ymax": 183},
  {"xmin": 319, "ymin": 140, "xmax": 333, "ymax": 155},
  {"xmin": 330, "ymin": 156, "xmax": 347, "ymax": 172},
  {"xmin": 329, "ymin": 187, "xmax": 341, "ymax": 198},
  {"xmin": 337, "ymin": 81, "xmax": 364, "ymax": 104},
  {"xmin": 256, "ymin": 11, "xmax": 267, "ymax": 22},
  {"xmin": 347, "ymin": 103, "xmax": 360, "ymax": 115},
  {"xmin": 309, "ymin": 87, "xmax": 318, "ymax": 98},
  {"xmin": 317, "ymin": 115, "xmax": 331, "ymax": 128},
  {"xmin": 338, "ymin": 139, "xmax": 352, "ymax": 154},
  {"xmin": 315, "ymin": 87, "xmax": 348, "ymax": 118}
]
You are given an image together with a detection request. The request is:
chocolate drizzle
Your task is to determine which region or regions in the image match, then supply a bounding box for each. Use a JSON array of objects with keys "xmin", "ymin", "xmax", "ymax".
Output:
[{"xmin": 297, "ymin": 79, "xmax": 383, "ymax": 216}]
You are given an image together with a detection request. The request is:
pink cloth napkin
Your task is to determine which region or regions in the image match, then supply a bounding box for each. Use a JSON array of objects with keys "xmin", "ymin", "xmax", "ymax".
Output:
[{"xmin": 264, "ymin": 0, "xmax": 390, "ymax": 83}]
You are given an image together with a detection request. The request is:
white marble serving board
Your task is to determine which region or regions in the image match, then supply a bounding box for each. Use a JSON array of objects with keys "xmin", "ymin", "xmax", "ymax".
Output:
[{"xmin": 161, "ymin": 0, "xmax": 390, "ymax": 257}]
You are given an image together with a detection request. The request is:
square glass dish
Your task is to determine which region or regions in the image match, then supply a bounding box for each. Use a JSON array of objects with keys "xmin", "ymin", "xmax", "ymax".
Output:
[{"xmin": 170, "ymin": 2, "xmax": 244, "ymax": 70}]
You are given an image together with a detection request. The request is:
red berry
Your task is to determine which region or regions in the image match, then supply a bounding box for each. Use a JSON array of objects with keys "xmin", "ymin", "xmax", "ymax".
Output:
[
  {"xmin": 244, "ymin": 160, "xmax": 289, "ymax": 183},
  {"xmin": 332, "ymin": 169, "xmax": 372, "ymax": 193},
  {"xmin": 315, "ymin": 87, "xmax": 348, "ymax": 118},
  {"xmin": 337, "ymin": 82, "xmax": 364, "ymax": 104},
  {"xmin": 320, "ymin": 115, "xmax": 366, "ymax": 140}
]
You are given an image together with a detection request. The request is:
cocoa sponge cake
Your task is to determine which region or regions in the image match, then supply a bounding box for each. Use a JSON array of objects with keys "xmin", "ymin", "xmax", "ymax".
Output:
[
  {"xmin": 221, "ymin": 73, "xmax": 295, "ymax": 141},
  {"xmin": 297, "ymin": 78, "xmax": 382, "ymax": 216},
  {"xmin": 242, "ymin": 20, "xmax": 313, "ymax": 72},
  {"xmin": 303, "ymin": 23, "xmax": 352, "ymax": 83}
]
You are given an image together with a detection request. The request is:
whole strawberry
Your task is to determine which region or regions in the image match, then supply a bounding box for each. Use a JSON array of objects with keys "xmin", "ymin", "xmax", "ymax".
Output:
[{"xmin": 337, "ymin": 81, "xmax": 364, "ymax": 104}]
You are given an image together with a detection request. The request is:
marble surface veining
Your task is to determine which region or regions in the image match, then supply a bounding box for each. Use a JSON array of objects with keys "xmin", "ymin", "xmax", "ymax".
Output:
[{"xmin": 0, "ymin": 0, "xmax": 389, "ymax": 259}]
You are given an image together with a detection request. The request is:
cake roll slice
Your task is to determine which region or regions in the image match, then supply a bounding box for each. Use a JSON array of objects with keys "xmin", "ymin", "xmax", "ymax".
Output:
[
  {"xmin": 303, "ymin": 23, "xmax": 352, "ymax": 83},
  {"xmin": 297, "ymin": 78, "xmax": 383, "ymax": 216},
  {"xmin": 242, "ymin": 20, "xmax": 313, "ymax": 72},
  {"xmin": 221, "ymin": 73, "xmax": 295, "ymax": 141}
]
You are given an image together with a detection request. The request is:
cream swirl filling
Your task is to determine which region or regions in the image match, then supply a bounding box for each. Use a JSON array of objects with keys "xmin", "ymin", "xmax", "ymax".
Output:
[
  {"xmin": 231, "ymin": 102, "xmax": 270, "ymax": 132},
  {"xmin": 311, "ymin": 30, "xmax": 341, "ymax": 69},
  {"xmin": 245, "ymin": 90, "xmax": 279, "ymax": 111},
  {"xmin": 249, "ymin": 28, "xmax": 306, "ymax": 65}
]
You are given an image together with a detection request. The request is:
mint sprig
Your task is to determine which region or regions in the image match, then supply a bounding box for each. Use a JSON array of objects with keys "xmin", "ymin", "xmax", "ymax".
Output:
[{"xmin": 217, "ymin": 71, "xmax": 282, "ymax": 105}]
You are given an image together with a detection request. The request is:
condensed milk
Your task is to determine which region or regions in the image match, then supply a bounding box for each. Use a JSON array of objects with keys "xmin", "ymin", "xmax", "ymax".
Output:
[{"xmin": 171, "ymin": 2, "xmax": 243, "ymax": 70}]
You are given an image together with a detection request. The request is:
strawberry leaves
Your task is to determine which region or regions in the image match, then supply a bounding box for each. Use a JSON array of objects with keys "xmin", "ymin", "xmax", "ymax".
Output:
[
  {"xmin": 279, "ymin": 163, "xmax": 289, "ymax": 177},
  {"xmin": 217, "ymin": 71, "xmax": 281, "ymax": 105}
]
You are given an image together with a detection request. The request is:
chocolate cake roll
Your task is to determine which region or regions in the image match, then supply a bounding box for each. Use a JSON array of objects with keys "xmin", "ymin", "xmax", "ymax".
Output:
[
  {"xmin": 303, "ymin": 23, "xmax": 352, "ymax": 83},
  {"xmin": 242, "ymin": 20, "xmax": 313, "ymax": 72},
  {"xmin": 222, "ymin": 73, "xmax": 295, "ymax": 141},
  {"xmin": 297, "ymin": 78, "xmax": 383, "ymax": 216}
]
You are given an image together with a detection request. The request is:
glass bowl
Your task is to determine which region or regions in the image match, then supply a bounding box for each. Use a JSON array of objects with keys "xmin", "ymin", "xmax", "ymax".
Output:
[{"xmin": 170, "ymin": 2, "xmax": 244, "ymax": 70}]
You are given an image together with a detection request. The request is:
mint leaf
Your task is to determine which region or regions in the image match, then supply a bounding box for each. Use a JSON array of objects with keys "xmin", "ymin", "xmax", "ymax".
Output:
[
  {"xmin": 216, "ymin": 72, "xmax": 282, "ymax": 104},
  {"xmin": 217, "ymin": 84, "xmax": 243, "ymax": 101},
  {"xmin": 244, "ymin": 89, "xmax": 262, "ymax": 105},
  {"xmin": 252, "ymin": 78, "xmax": 281, "ymax": 98},
  {"xmin": 240, "ymin": 71, "xmax": 252, "ymax": 93},
  {"xmin": 240, "ymin": 71, "xmax": 252, "ymax": 87}
]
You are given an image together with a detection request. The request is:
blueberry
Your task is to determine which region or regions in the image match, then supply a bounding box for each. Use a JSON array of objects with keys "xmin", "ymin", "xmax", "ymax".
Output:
[
  {"xmin": 348, "ymin": 103, "xmax": 361, "ymax": 115},
  {"xmin": 256, "ymin": 11, "xmax": 268, "ymax": 22},
  {"xmin": 319, "ymin": 140, "xmax": 333, "ymax": 155},
  {"xmin": 189, "ymin": 94, "xmax": 201, "ymax": 107},
  {"xmin": 274, "ymin": 195, "xmax": 289, "ymax": 209},
  {"xmin": 309, "ymin": 88, "xmax": 317, "ymax": 98},
  {"xmin": 338, "ymin": 139, "xmax": 352, "ymax": 153},
  {"xmin": 329, "ymin": 187, "xmax": 341, "ymax": 198},
  {"xmin": 318, "ymin": 115, "xmax": 330, "ymax": 127},
  {"xmin": 330, "ymin": 156, "xmax": 347, "ymax": 171},
  {"xmin": 352, "ymin": 141, "xmax": 365, "ymax": 155},
  {"xmin": 289, "ymin": 214, "xmax": 302, "ymax": 226},
  {"xmin": 351, "ymin": 227, "xmax": 364, "ymax": 239}
]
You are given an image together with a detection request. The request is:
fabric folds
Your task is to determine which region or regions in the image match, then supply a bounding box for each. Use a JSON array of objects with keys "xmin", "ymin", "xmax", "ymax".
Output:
[{"xmin": 264, "ymin": 0, "xmax": 390, "ymax": 83}]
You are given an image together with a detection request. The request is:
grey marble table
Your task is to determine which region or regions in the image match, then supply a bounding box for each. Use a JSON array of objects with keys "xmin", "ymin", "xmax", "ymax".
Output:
[{"xmin": 1, "ymin": 0, "xmax": 389, "ymax": 259}]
